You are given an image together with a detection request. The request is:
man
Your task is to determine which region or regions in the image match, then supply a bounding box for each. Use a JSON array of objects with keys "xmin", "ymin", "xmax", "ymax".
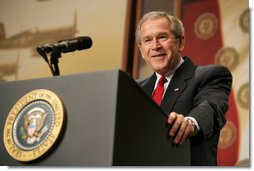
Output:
[{"xmin": 136, "ymin": 11, "xmax": 232, "ymax": 166}]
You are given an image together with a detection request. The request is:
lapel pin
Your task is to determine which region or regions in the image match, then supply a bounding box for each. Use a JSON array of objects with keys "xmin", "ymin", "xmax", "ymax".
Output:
[{"xmin": 174, "ymin": 88, "xmax": 179, "ymax": 92}]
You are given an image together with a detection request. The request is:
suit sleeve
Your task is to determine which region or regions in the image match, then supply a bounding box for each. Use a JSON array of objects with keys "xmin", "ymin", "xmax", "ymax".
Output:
[{"xmin": 188, "ymin": 65, "xmax": 232, "ymax": 140}]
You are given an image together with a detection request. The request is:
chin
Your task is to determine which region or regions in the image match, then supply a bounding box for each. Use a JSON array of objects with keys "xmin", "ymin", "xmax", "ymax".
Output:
[
  {"xmin": 153, "ymin": 68, "xmax": 165, "ymax": 74},
  {"xmin": 152, "ymin": 64, "xmax": 167, "ymax": 71}
]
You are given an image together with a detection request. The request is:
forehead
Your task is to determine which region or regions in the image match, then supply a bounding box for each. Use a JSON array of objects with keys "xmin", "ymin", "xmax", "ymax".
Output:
[{"xmin": 140, "ymin": 17, "xmax": 171, "ymax": 36}]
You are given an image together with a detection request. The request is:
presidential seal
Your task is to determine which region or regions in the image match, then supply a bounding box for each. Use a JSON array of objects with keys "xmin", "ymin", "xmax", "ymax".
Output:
[
  {"xmin": 194, "ymin": 13, "xmax": 218, "ymax": 40},
  {"xmin": 3, "ymin": 89, "xmax": 65, "ymax": 162}
]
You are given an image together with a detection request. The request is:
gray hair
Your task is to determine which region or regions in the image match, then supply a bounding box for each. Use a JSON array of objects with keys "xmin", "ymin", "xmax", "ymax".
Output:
[{"xmin": 135, "ymin": 11, "xmax": 185, "ymax": 44}]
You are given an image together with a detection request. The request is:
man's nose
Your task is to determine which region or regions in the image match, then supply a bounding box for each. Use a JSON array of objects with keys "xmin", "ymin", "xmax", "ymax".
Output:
[{"xmin": 151, "ymin": 38, "xmax": 161, "ymax": 50}]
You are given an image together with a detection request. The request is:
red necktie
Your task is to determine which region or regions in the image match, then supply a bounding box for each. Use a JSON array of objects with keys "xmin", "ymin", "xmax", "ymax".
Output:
[{"xmin": 152, "ymin": 76, "xmax": 167, "ymax": 105}]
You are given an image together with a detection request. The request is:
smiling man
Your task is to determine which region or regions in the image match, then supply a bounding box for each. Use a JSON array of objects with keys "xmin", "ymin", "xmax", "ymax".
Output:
[{"xmin": 136, "ymin": 11, "xmax": 232, "ymax": 166}]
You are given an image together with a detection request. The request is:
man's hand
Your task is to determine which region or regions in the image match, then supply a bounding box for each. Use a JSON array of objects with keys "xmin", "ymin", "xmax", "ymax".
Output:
[{"xmin": 167, "ymin": 112, "xmax": 197, "ymax": 144}]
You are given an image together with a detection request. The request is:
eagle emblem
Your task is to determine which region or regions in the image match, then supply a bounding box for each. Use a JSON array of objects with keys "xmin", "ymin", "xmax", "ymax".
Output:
[{"xmin": 20, "ymin": 107, "xmax": 49, "ymax": 144}]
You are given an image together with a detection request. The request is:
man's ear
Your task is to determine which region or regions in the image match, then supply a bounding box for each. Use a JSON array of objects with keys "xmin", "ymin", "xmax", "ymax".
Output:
[
  {"xmin": 178, "ymin": 36, "xmax": 185, "ymax": 52},
  {"xmin": 138, "ymin": 44, "xmax": 145, "ymax": 59}
]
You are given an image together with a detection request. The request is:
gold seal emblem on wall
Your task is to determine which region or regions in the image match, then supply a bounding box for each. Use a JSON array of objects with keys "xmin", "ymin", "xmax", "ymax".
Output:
[
  {"xmin": 218, "ymin": 121, "xmax": 237, "ymax": 149},
  {"xmin": 3, "ymin": 89, "xmax": 65, "ymax": 162},
  {"xmin": 237, "ymin": 83, "xmax": 249, "ymax": 109},
  {"xmin": 239, "ymin": 9, "xmax": 249, "ymax": 33},
  {"xmin": 215, "ymin": 47, "xmax": 239, "ymax": 71},
  {"xmin": 194, "ymin": 12, "xmax": 218, "ymax": 40}
]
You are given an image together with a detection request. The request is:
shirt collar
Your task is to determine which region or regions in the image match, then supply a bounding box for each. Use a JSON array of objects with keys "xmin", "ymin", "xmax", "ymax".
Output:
[{"xmin": 155, "ymin": 57, "xmax": 184, "ymax": 80}]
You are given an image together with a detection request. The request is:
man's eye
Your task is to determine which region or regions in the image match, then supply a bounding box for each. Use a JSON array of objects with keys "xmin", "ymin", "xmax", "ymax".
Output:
[
  {"xmin": 143, "ymin": 38, "xmax": 151, "ymax": 43},
  {"xmin": 159, "ymin": 35, "xmax": 168, "ymax": 40}
]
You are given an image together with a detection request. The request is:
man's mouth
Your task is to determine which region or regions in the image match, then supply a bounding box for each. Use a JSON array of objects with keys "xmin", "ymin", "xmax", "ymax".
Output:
[{"xmin": 151, "ymin": 54, "xmax": 166, "ymax": 58}]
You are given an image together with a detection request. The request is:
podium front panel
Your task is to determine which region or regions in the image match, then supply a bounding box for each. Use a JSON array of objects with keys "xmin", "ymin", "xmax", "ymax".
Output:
[{"xmin": 0, "ymin": 70, "xmax": 190, "ymax": 166}]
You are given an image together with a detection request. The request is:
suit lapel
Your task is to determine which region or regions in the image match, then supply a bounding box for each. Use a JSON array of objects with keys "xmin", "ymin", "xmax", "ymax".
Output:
[
  {"xmin": 161, "ymin": 57, "xmax": 195, "ymax": 114},
  {"xmin": 140, "ymin": 73, "xmax": 157, "ymax": 98}
]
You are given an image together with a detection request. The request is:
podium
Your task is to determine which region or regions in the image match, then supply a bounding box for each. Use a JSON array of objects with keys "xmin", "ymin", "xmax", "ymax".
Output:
[{"xmin": 0, "ymin": 70, "xmax": 190, "ymax": 166}]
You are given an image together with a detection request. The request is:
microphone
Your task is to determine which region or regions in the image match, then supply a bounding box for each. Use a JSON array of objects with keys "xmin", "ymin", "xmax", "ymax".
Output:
[{"xmin": 37, "ymin": 36, "xmax": 93, "ymax": 54}]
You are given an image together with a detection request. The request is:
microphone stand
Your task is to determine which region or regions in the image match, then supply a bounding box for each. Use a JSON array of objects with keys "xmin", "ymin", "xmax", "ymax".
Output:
[
  {"xmin": 37, "ymin": 47, "xmax": 62, "ymax": 76},
  {"xmin": 50, "ymin": 48, "xmax": 61, "ymax": 76}
]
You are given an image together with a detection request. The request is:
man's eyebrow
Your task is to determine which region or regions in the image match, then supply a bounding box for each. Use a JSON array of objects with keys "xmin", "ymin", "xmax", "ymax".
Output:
[{"xmin": 143, "ymin": 32, "xmax": 170, "ymax": 37}]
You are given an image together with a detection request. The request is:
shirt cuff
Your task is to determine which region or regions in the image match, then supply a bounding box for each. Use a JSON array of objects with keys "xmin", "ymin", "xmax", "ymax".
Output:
[{"xmin": 185, "ymin": 116, "xmax": 200, "ymax": 131}]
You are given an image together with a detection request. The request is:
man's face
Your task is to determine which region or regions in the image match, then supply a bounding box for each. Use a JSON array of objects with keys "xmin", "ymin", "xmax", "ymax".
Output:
[{"xmin": 139, "ymin": 17, "xmax": 184, "ymax": 75}]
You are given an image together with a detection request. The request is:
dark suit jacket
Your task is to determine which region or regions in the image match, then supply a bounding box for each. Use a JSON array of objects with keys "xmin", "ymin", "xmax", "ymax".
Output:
[{"xmin": 137, "ymin": 57, "xmax": 232, "ymax": 166}]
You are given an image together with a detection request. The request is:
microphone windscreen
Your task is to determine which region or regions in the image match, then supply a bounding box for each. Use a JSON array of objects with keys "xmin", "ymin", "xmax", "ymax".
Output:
[{"xmin": 77, "ymin": 36, "xmax": 93, "ymax": 50}]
